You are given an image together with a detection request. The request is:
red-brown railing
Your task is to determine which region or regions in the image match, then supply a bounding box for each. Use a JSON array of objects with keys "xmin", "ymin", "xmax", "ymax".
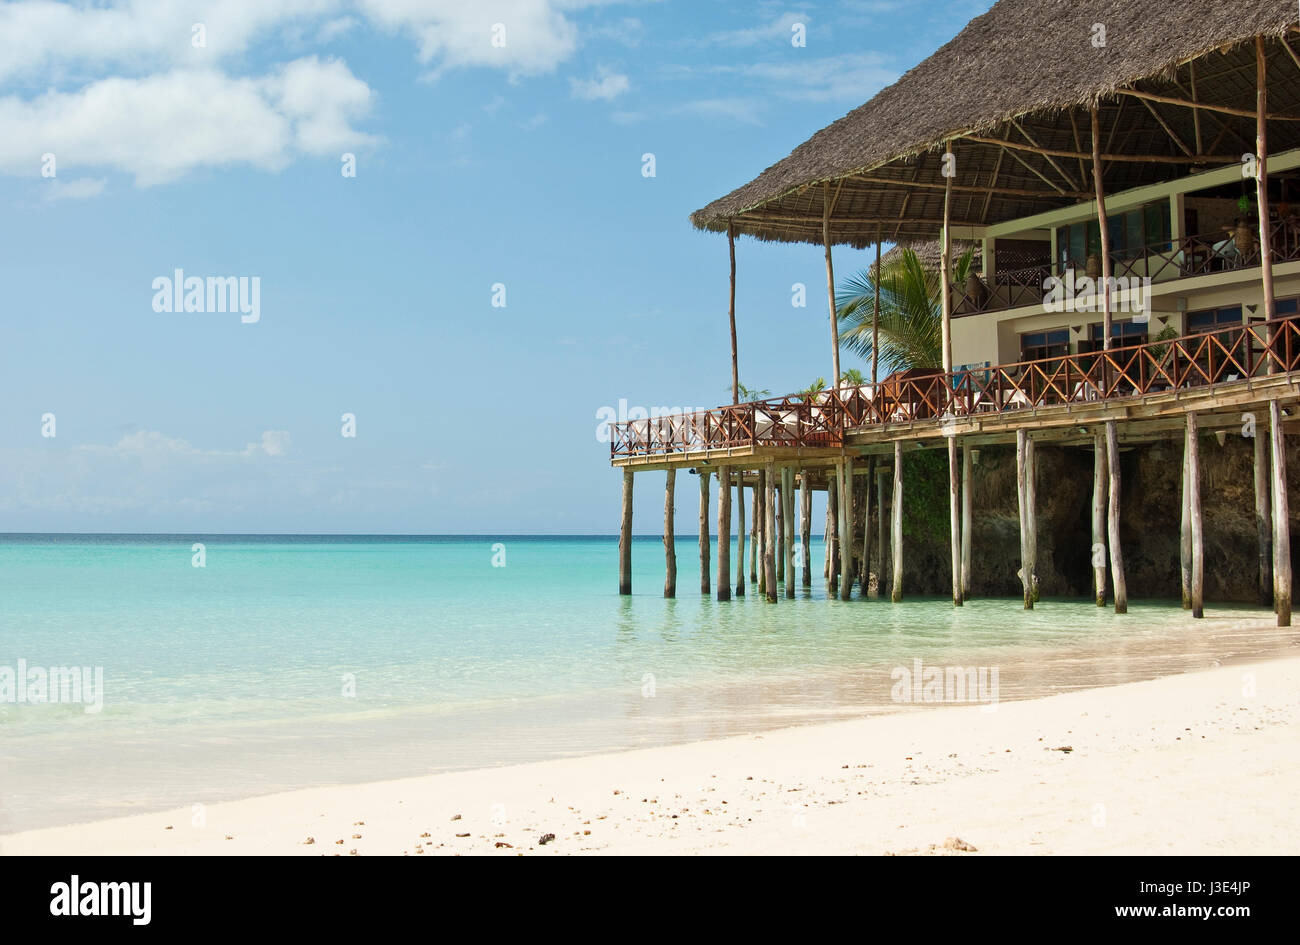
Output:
[{"xmin": 610, "ymin": 315, "xmax": 1300, "ymax": 459}]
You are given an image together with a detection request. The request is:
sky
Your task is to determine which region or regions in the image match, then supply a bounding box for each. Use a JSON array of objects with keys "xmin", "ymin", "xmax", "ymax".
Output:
[{"xmin": 0, "ymin": 0, "xmax": 994, "ymax": 534}]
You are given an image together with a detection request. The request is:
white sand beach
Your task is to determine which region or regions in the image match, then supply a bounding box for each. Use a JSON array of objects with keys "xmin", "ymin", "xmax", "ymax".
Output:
[{"xmin": 4, "ymin": 653, "xmax": 1297, "ymax": 856}]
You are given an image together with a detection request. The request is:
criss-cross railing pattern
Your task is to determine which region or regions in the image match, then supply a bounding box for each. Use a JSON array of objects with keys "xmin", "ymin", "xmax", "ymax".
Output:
[{"xmin": 609, "ymin": 315, "xmax": 1300, "ymax": 459}]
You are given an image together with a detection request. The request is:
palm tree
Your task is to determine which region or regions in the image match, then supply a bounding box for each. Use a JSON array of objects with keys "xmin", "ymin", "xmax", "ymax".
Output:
[
  {"xmin": 799, "ymin": 377, "xmax": 827, "ymax": 400},
  {"xmin": 733, "ymin": 383, "xmax": 771, "ymax": 402},
  {"xmin": 835, "ymin": 247, "xmax": 975, "ymax": 375},
  {"xmin": 839, "ymin": 367, "xmax": 867, "ymax": 388}
]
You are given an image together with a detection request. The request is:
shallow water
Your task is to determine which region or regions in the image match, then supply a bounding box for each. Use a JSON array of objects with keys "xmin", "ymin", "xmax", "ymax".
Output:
[{"xmin": 0, "ymin": 534, "xmax": 1294, "ymax": 831}]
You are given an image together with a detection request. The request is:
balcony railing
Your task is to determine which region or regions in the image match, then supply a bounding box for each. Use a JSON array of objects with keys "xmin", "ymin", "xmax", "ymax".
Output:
[
  {"xmin": 951, "ymin": 222, "xmax": 1300, "ymax": 317},
  {"xmin": 610, "ymin": 315, "xmax": 1300, "ymax": 459}
]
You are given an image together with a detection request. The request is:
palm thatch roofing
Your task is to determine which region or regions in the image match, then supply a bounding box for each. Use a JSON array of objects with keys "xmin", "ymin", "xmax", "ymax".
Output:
[{"xmin": 691, "ymin": 0, "xmax": 1300, "ymax": 248}]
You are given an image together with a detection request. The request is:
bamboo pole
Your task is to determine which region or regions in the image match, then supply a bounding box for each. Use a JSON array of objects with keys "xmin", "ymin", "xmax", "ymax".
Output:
[
  {"xmin": 800, "ymin": 470, "xmax": 812, "ymax": 588},
  {"xmin": 620, "ymin": 467, "xmax": 634, "ymax": 595},
  {"xmin": 774, "ymin": 477, "xmax": 784, "ymax": 585},
  {"xmin": 764, "ymin": 458, "xmax": 778, "ymax": 603},
  {"xmin": 875, "ymin": 469, "xmax": 887, "ymax": 599},
  {"xmin": 940, "ymin": 142, "xmax": 954, "ymax": 376},
  {"xmin": 1092, "ymin": 433, "xmax": 1107, "ymax": 606},
  {"xmin": 861, "ymin": 457, "xmax": 875, "ymax": 596},
  {"xmin": 960, "ymin": 445, "xmax": 972, "ymax": 597},
  {"xmin": 891, "ymin": 442, "xmax": 904, "ymax": 602},
  {"xmin": 1180, "ymin": 433, "xmax": 1192, "ymax": 609},
  {"xmin": 751, "ymin": 483, "xmax": 760, "ymax": 585},
  {"xmin": 663, "ymin": 468, "xmax": 676, "ymax": 598},
  {"xmin": 1187, "ymin": 413, "xmax": 1204, "ymax": 618},
  {"xmin": 948, "ymin": 438, "xmax": 963, "ymax": 606},
  {"xmin": 826, "ymin": 471, "xmax": 839, "ymax": 594},
  {"xmin": 727, "ymin": 223, "xmax": 739, "ymax": 405},
  {"xmin": 782, "ymin": 467, "xmax": 796, "ymax": 599},
  {"xmin": 1016, "ymin": 430, "xmax": 1033, "ymax": 609},
  {"xmin": 1026, "ymin": 437, "xmax": 1038, "ymax": 603},
  {"xmin": 839, "ymin": 457, "xmax": 855, "ymax": 601},
  {"xmin": 756, "ymin": 469, "xmax": 766, "ymax": 594},
  {"xmin": 823, "ymin": 183, "xmax": 842, "ymax": 385},
  {"xmin": 1270, "ymin": 400, "xmax": 1291, "ymax": 626},
  {"xmin": 735, "ymin": 472, "xmax": 746, "ymax": 597},
  {"xmin": 1106, "ymin": 420, "xmax": 1128, "ymax": 614},
  {"xmin": 1091, "ymin": 107, "xmax": 1115, "ymax": 356},
  {"xmin": 872, "ymin": 234, "xmax": 881, "ymax": 390},
  {"xmin": 1255, "ymin": 427, "xmax": 1273, "ymax": 606},
  {"xmin": 716, "ymin": 467, "xmax": 731, "ymax": 602},
  {"xmin": 1257, "ymin": 39, "xmax": 1279, "ymax": 373},
  {"xmin": 698, "ymin": 470, "xmax": 710, "ymax": 594}
]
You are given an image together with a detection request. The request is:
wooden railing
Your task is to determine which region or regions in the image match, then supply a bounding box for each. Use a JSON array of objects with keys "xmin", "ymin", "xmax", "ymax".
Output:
[{"xmin": 610, "ymin": 315, "xmax": 1300, "ymax": 459}]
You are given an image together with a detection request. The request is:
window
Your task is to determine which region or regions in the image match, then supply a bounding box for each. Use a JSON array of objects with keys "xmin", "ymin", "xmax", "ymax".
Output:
[
  {"xmin": 1080, "ymin": 319, "xmax": 1148, "ymax": 353},
  {"xmin": 1274, "ymin": 297, "xmax": 1299, "ymax": 317},
  {"xmin": 1057, "ymin": 200, "xmax": 1171, "ymax": 272},
  {"xmin": 1019, "ymin": 329, "xmax": 1069, "ymax": 362},
  {"xmin": 1187, "ymin": 305, "xmax": 1243, "ymax": 334}
]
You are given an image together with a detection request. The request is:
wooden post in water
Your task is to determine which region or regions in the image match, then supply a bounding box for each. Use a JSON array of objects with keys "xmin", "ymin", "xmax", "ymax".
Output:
[
  {"xmin": 774, "ymin": 476, "xmax": 785, "ymax": 585},
  {"xmin": 756, "ymin": 469, "xmax": 766, "ymax": 595},
  {"xmin": 891, "ymin": 442, "xmax": 904, "ymax": 602},
  {"xmin": 1106, "ymin": 420, "xmax": 1128, "ymax": 614},
  {"xmin": 620, "ymin": 467, "xmax": 634, "ymax": 595},
  {"xmin": 1254, "ymin": 427, "xmax": 1273, "ymax": 606},
  {"xmin": 961, "ymin": 445, "xmax": 972, "ymax": 597},
  {"xmin": 751, "ymin": 482, "xmax": 760, "ymax": 585},
  {"xmin": 826, "ymin": 471, "xmax": 839, "ymax": 595},
  {"xmin": 948, "ymin": 438, "xmax": 963, "ymax": 606},
  {"xmin": 764, "ymin": 459, "xmax": 778, "ymax": 603},
  {"xmin": 1092, "ymin": 433, "xmax": 1107, "ymax": 606},
  {"xmin": 861, "ymin": 457, "xmax": 875, "ymax": 596},
  {"xmin": 874, "ymin": 468, "xmax": 887, "ymax": 599},
  {"xmin": 800, "ymin": 470, "xmax": 812, "ymax": 588},
  {"xmin": 663, "ymin": 469, "xmax": 676, "ymax": 599},
  {"xmin": 1180, "ymin": 433, "xmax": 1193, "ymax": 609},
  {"xmin": 782, "ymin": 467, "xmax": 796, "ymax": 599},
  {"xmin": 698, "ymin": 470, "xmax": 710, "ymax": 594},
  {"xmin": 735, "ymin": 473, "xmax": 746, "ymax": 597},
  {"xmin": 1269, "ymin": 400, "xmax": 1291, "ymax": 626},
  {"xmin": 1187, "ymin": 413, "xmax": 1204, "ymax": 618},
  {"xmin": 716, "ymin": 467, "xmax": 731, "ymax": 601},
  {"xmin": 1016, "ymin": 430, "xmax": 1033, "ymax": 609},
  {"xmin": 839, "ymin": 457, "xmax": 855, "ymax": 601},
  {"xmin": 1026, "ymin": 437, "xmax": 1038, "ymax": 602}
]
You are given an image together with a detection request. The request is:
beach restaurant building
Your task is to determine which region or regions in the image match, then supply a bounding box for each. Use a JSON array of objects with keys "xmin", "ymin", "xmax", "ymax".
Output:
[{"xmin": 609, "ymin": 1, "xmax": 1300, "ymax": 627}]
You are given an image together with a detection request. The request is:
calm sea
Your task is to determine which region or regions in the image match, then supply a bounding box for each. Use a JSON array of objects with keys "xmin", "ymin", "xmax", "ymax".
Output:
[{"xmin": 0, "ymin": 534, "xmax": 1294, "ymax": 832}]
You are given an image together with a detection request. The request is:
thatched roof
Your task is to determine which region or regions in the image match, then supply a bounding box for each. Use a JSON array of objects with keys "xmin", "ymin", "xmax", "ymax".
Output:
[{"xmin": 692, "ymin": 0, "xmax": 1300, "ymax": 248}]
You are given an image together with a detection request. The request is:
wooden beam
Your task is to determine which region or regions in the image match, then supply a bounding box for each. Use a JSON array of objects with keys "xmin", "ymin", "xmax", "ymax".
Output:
[
  {"xmin": 1270, "ymin": 400, "xmax": 1292, "ymax": 626},
  {"xmin": 961, "ymin": 444, "xmax": 972, "ymax": 597},
  {"xmin": 999, "ymin": 142, "xmax": 1068, "ymax": 195},
  {"xmin": 800, "ymin": 470, "xmax": 812, "ymax": 587},
  {"xmin": 735, "ymin": 470, "xmax": 746, "ymax": 597},
  {"xmin": 948, "ymin": 437, "xmax": 963, "ymax": 606},
  {"xmin": 774, "ymin": 474, "xmax": 784, "ymax": 585},
  {"xmin": 716, "ymin": 466, "xmax": 731, "ymax": 601},
  {"xmin": 1092, "ymin": 108, "xmax": 1116, "ymax": 352},
  {"xmin": 756, "ymin": 468, "xmax": 766, "ymax": 594},
  {"xmin": 1254, "ymin": 426, "xmax": 1273, "ymax": 606},
  {"xmin": 664, "ymin": 468, "xmax": 676, "ymax": 598},
  {"xmin": 823, "ymin": 184, "xmax": 842, "ymax": 385},
  {"xmin": 620, "ymin": 467, "xmax": 634, "ymax": 595},
  {"xmin": 698, "ymin": 469, "xmax": 710, "ymax": 594},
  {"xmin": 1258, "ymin": 38, "xmax": 1278, "ymax": 325},
  {"xmin": 1117, "ymin": 86, "xmax": 1300, "ymax": 122},
  {"xmin": 824, "ymin": 468, "xmax": 837, "ymax": 592},
  {"xmin": 1092, "ymin": 433, "xmax": 1107, "ymax": 606},
  {"xmin": 1012, "ymin": 118, "xmax": 1082, "ymax": 190},
  {"xmin": 875, "ymin": 468, "xmax": 888, "ymax": 599},
  {"xmin": 764, "ymin": 458, "xmax": 778, "ymax": 602},
  {"xmin": 1137, "ymin": 96, "xmax": 1194, "ymax": 157},
  {"xmin": 1016, "ymin": 429, "xmax": 1033, "ymax": 609},
  {"xmin": 1187, "ymin": 412, "xmax": 1204, "ymax": 618},
  {"xmin": 751, "ymin": 481, "xmax": 761, "ymax": 586},
  {"xmin": 861, "ymin": 456, "xmax": 875, "ymax": 597},
  {"xmin": 783, "ymin": 466, "xmax": 796, "ymax": 599},
  {"xmin": 962, "ymin": 135, "xmax": 1237, "ymax": 165},
  {"xmin": 1106, "ymin": 419, "xmax": 1129, "ymax": 614},
  {"xmin": 1180, "ymin": 431, "xmax": 1193, "ymax": 609},
  {"xmin": 891, "ymin": 441, "xmax": 904, "ymax": 602},
  {"xmin": 1189, "ymin": 60, "xmax": 1203, "ymax": 154},
  {"xmin": 839, "ymin": 457, "xmax": 854, "ymax": 600},
  {"xmin": 851, "ymin": 174, "xmax": 1089, "ymax": 200}
]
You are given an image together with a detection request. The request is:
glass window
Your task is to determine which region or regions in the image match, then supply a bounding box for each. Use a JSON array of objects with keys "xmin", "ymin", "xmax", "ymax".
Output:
[
  {"xmin": 1020, "ymin": 329, "xmax": 1069, "ymax": 362},
  {"xmin": 1057, "ymin": 200, "xmax": 1171, "ymax": 271},
  {"xmin": 1187, "ymin": 306, "xmax": 1243, "ymax": 333},
  {"xmin": 1082, "ymin": 320, "xmax": 1148, "ymax": 352},
  {"xmin": 1275, "ymin": 297, "xmax": 1299, "ymax": 316}
]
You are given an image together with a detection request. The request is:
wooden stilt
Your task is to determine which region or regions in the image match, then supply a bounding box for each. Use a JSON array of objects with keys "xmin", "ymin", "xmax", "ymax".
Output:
[
  {"xmin": 1187, "ymin": 413, "xmax": 1204, "ymax": 618},
  {"xmin": 1092, "ymin": 433, "xmax": 1107, "ymax": 606},
  {"xmin": 839, "ymin": 457, "xmax": 855, "ymax": 601},
  {"xmin": 948, "ymin": 438, "xmax": 963, "ymax": 606},
  {"xmin": 764, "ymin": 459, "xmax": 778, "ymax": 603},
  {"xmin": 823, "ymin": 185, "xmax": 842, "ymax": 385},
  {"xmin": 756, "ymin": 470, "xmax": 766, "ymax": 595},
  {"xmin": 663, "ymin": 469, "xmax": 676, "ymax": 599},
  {"xmin": 891, "ymin": 442, "xmax": 904, "ymax": 602},
  {"xmin": 735, "ymin": 471, "xmax": 746, "ymax": 597},
  {"xmin": 826, "ymin": 471, "xmax": 839, "ymax": 594},
  {"xmin": 1270, "ymin": 400, "xmax": 1291, "ymax": 626},
  {"xmin": 716, "ymin": 467, "xmax": 731, "ymax": 601},
  {"xmin": 1026, "ymin": 436, "xmax": 1038, "ymax": 602},
  {"xmin": 782, "ymin": 467, "xmax": 795, "ymax": 599},
  {"xmin": 775, "ymin": 476, "xmax": 785, "ymax": 585},
  {"xmin": 698, "ymin": 470, "xmax": 710, "ymax": 594},
  {"xmin": 874, "ymin": 469, "xmax": 887, "ymax": 599},
  {"xmin": 960, "ymin": 445, "xmax": 972, "ymax": 597},
  {"xmin": 620, "ymin": 467, "xmax": 634, "ymax": 595},
  {"xmin": 1106, "ymin": 419, "xmax": 1128, "ymax": 614},
  {"xmin": 861, "ymin": 457, "xmax": 875, "ymax": 597},
  {"xmin": 1257, "ymin": 39, "xmax": 1277, "ymax": 330},
  {"xmin": 1180, "ymin": 432, "xmax": 1193, "ymax": 609},
  {"xmin": 1254, "ymin": 427, "xmax": 1273, "ymax": 606},
  {"xmin": 1091, "ymin": 108, "xmax": 1115, "ymax": 359},
  {"xmin": 800, "ymin": 470, "xmax": 812, "ymax": 588},
  {"xmin": 1016, "ymin": 430, "xmax": 1033, "ymax": 610},
  {"xmin": 751, "ymin": 483, "xmax": 760, "ymax": 585}
]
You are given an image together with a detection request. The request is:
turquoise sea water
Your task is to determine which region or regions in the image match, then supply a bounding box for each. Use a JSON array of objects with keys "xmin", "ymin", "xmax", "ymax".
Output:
[{"xmin": 0, "ymin": 534, "xmax": 1294, "ymax": 832}]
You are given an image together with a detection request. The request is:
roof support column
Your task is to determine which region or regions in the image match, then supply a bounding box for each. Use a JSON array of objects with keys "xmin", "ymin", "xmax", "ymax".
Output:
[
  {"xmin": 823, "ymin": 183, "xmax": 842, "ymax": 386},
  {"xmin": 727, "ymin": 221, "xmax": 740, "ymax": 404},
  {"xmin": 1256, "ymin": 38, "xmax": 1277, "ymax": 336}
]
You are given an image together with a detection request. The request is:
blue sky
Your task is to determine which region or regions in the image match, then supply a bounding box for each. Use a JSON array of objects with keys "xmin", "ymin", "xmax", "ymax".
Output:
[{"xmin": 0, "ymin": 0, "xmax": 993, "ymax": 534}]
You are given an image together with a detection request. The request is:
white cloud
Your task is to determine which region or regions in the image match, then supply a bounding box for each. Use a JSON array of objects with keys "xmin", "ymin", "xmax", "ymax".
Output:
[
  {"xmin": 0, "ymin": 57, "xmax": 376, "ymax": 185},
  {"xmin": 700, "ymin": 11, "xmax": 810, "ymax": 48},
  {"xmin": 569, "ymin": 65, "xmax": 629, "ymax": 101},
  {"xmin": 726, "ymin": 53, "xmax": 896, "ymax": 103}
]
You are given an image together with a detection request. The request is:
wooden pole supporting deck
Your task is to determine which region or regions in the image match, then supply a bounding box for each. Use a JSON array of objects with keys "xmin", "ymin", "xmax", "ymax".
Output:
[
  {"xmin": 775, "ymin": 478, "xmax": 785, "ymax": 585},
  {"xmin": 948, "ymin": 438, "xmax": 963, "ymax": 606},
  {"xmin": 1092, "ymin": 433, "xmax": 1107, "ymax": 606},
  {"xmin": 891, "ymin": 442, "xmax": 904, "ymax": 602},
  {"xmin": 861, "ymin": 457, "xmax": 875, "ymax": 597},
  {"xmin": 1257, "ymin": 39, "xmax": 1278, "ymax": 335},
  {"xmin": 1254, "ymin": 428, "xmax": 1273, "ymax": 607},
  {"xmin": 1106, "ymin": 420, "xmax": 1129, "ymax": 614},
  {"xmin": 875, "ymin": 469, "xmax": 887, "ymax": 599},
  {"xmin": 1016, "ymin": 430, "xmax": 1033, "ymax": 609},
  {"xmin": 960, "ymin": 445, "xmax": 973, "ymax": 597},
  {"xmin": 939, "ymin": 141, "xmax": 955, "ymax": 378},
  {"xmin": 716, "ymin": 467, "xmax": 732, "ymax": 601},
  {"xmin": 782, "ymin": 467, "xmax": 796, "ymax": 599},
  {"xmin": 1269, "ymin": 400, "xmax": 1292, "ymax": 626},
  {"xmin": 756, "ymin": 470, "xmax": 766, "ymax": 594},
  {"xmin": 1180, "ymin": 433, "xmax": 1193, "ymax": 609},
  {"xmin": 1187, "ymin": 413, "xmax": 1204, "ymax": 618},
  {"xmin": 663, "ymin": 469, "xmax": 676, "ymax": 599},
  {"xmin": 823, "ymin": 183, "xmax": 842, "ymax": 385},
  {"xmin": 800, "ymin": 470, "xmax": 813, "ymax": 588},
  {"xmin": 735, "ymin": 472, "xmax": 746, "ymax": 597},
  {"xmin": 1026, "ymin": 437, "xmax": 1038, "ymax": 602},
  {"xmin": 751, "ymin": 483, "xmax": 760, "ymax": 585},
  {"xmin": 826, "ymin": 472, "xmax": 839, "ymax": 594},
  {"xmin": 698, "ymin": 470, "xmax": 710, "ymax": 594},
  {"xmin": 764, "ymin": 459, "xmax": 778, "ymax": 603},
  {"xmin": 839, "ymin": 457, "xmax": 855, "ymax": 601},
  {"xmin": 1091, "ymin": 108, "xmax": 1115, "ymax": 360},
  {"xmin": 620, "ymin": 467, "xmax": 634, "ymax": 595}
]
